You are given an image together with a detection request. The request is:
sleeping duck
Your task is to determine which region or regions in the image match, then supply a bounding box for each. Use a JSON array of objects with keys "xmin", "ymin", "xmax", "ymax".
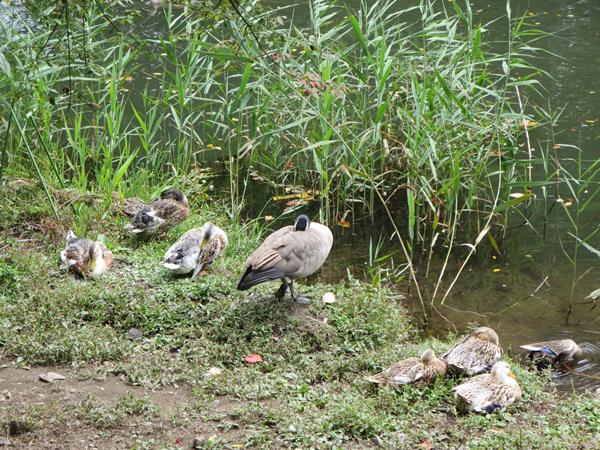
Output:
[
  {"xmin": 365, "ymin": 349, "xmax": 447, "ymax": 387},
  {"xmin": 60, "ymin": 230, "xmax": 113, "ymax": 278},
  {"xmin": 453, "ymin": 361, "xmax": 522, "ymax": 413},
  {"xmin": 519, "ymin": 338, "xmax": 582, "ymax": 366},
  {"xmin": 442, "ymin": 326, "xmax": 503, "ymax": 375},
  {"xmin": 163, "ymin": 222, "xmax": 228, "ymax": 277},
  {"xmin": 124, "ymin": 189, "xmax": 189, "ymax": 236},
  {"xmin": 237, "ymin": 214, "xmax": 333, "ymax": 304}
]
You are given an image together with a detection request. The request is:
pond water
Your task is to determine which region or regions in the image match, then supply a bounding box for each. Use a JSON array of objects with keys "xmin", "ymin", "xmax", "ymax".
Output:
[{"xmin": 4, "ymin": 0, "xmax": 599, "ymax": 391}]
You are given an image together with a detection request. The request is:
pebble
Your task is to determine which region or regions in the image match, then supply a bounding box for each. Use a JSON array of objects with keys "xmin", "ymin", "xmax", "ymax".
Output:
[
  {"xmin": 127, "ymin": 328, "xmax": 143, "ymax": 341},
  {"xmin": 39, "ymin": 372, "xmax": 66, "ymax": 383},
  {"xmin": 322, "ymin": 292, "xmax": 336, "ymax": 304},
  {"xmin": 288, "ymin": 425, "xmax": 297, "ymax": 433},
  {"xmin": 192, "ymin": 436, "xmax": 206, "ymax": 449},
  {"xmin": 205, "ymin": 367, "xmax": 223, "ymax": 377}
]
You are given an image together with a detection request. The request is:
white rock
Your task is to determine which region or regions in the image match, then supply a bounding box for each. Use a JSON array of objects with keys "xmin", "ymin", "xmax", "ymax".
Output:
[
  {"xmin": 205, "ymin": 367, "xmax": 223, "ymax": 377},
  {"xmin": 39, "ymin": 372, "xmax": 66, "ymax": 383},
  {"xmin": 322, "ymin": 292, "xmax": 336, "ymax": 304}
]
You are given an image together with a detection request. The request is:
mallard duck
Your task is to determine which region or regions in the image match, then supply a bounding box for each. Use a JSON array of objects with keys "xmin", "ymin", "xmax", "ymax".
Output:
[
  {"xmin": 442, "ymin": 326, "xmax": 503, "ymax": 375},
  {"xmin": 519, "ymin": 339, "xmax": 582, "ymax": 366},
  {"xmin": 124, "ymin": 189, "xmax": 189, "ymax": 236},
  {"xmin": 236, "ymin": 214, "xmax": 333, "ymax": 304},
  {"xmin": 60, "ymin": 230, "xmax": 113, "ymax": 278},
  {"xmin": 163, "ymin": 222, "xmax": 228, "ymax": 277},
  {"xmin": 453, "ymin": 361, "xmax": 522, "ymax": 413},
  {"xmin": 365, "ymin": 349, "xmax": 447, "ymax": 387}
]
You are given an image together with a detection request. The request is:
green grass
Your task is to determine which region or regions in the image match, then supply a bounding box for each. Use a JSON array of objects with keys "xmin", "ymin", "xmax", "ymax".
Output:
[{"xmin": 1, "ymin": 179, "xmax": 599, "ymax": 448}]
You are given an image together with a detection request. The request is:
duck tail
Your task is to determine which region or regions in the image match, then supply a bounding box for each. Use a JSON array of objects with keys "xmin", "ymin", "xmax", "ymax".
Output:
[{"xmin": 236, "ymin": 266, "xmax": 284, "ymax": 290}]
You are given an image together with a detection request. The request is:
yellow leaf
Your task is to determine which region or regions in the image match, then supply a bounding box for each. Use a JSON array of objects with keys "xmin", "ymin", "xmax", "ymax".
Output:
[
  {"xmin": 585, "ymin": 119, "xmax": 597, "ymax": 124},
  {"xmin": 552, "ymin": 144, "xmax": 561, "ymax": 149},
  {"xmin": 337, "ymin": 219, "xmax": 351, "ymax": 228},
  {"xmin": 264, "ymin": 215, "xmax": 274, "ymax": 221},
  {"xmin": 492, "ymin": 268, "xmax": 501, "ymax": 273}
]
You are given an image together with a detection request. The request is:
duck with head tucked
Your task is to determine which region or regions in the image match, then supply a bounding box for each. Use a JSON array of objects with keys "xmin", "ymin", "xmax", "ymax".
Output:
[
  {"xmin": 519, "ymin": 338, "xmax": 582, "ymax": 367},
  {"xmin": 124, "ymin": 189, "xmax": 189, "ymax": 236},
  {"xmin": 442, "ymin": 326, "xmax": 503, "ymax": 375},
  {"xmin": 60, "ymin": 230, "xmax": 113, "ymax": 278},
  {"xmin": 365, "ymin": 349, "xmax": 447, "ymax": 387},
  {"xmin": 237, "ymin": 214, "xmax": 333, "ymax": 304},
  {"xmin": 453, "ymin": 361, "xmax": 522, "ymax": 413},
  {"xmin": 163, "ymin": 222, "xmax": 228, "ymax": 277}
]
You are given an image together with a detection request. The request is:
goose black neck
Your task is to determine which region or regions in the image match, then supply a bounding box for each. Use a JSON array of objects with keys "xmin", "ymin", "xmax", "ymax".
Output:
[{"xmin": 294, "ymin": 215, "xmax": 310, "ymax": 231}]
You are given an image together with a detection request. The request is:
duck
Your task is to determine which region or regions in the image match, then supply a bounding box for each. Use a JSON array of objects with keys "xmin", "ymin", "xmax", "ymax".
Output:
[
  {"xmin": 60, "ymin": 230, "xmax": 113, "ymax": 278},
  {"xmin": 519, "ymin": 339, "xmax": 582, "ymax": 366},
  {"xmin": 442, "ymin": 326, "xmax": 503, "ymax": 375},
  {"xmin": 453, "ymin": 361, "xmax": 522, "ymax": 413},
  {"xmin": 236, "ymin": 214, "xmax": 333, "ymax": 304},
  {"xmin": 124, "ymin": 189, "xmax": 189, "ymax": 236},
  {"xmin": 163, "ymin": 222, "xmax": 228, "ymax": 277},
  {"xmin": 365, "ymin": 349, "xmax": 447, "ymax": 387}
]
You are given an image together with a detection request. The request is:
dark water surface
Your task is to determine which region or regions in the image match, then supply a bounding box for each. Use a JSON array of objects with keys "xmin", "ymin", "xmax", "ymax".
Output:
[{"xmin": 4, "ymin": 0, "xmax": 599, "ymax": 391}]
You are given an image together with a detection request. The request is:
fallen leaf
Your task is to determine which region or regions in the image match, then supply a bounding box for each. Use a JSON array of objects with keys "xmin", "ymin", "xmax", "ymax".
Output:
[
  {"xmin": 509, "ymin": 192, "xmax": 526, "ymax": 198},
  {"xmin": 264, "ymin": 215, "xmax": 274, "ymax": 221},
  {"xmin": 420, "ymin": 438, "xmax": 433, "ymax": 450},
  {"xmin": 322, "ymin": 292, "xmax": 336, "ymax": 304},
  {"xmin": 552, "ymin": 144, "xmax": 561, "ymax": 149},
  {"xmin": 492, "ymin": 268, "xmax": 501, "ymax": 273},
  {"xmin": 585, "ymin": 119, "xmax": 597, "ymax": 124},
  {"xmin": 337, "ymin": 219, "xmax": 351, "ymax": 228},
  {"xmin": 244, "ymin": 353, "xmax": 263, "ymax": 364},
  {"xmin": 124, "ymin": 75, "xmax": 133, "ymax": 81}
]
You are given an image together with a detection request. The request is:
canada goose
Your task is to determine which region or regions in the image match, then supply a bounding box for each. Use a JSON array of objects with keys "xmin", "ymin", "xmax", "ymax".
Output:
[
  {"xmin": 60, "ymin": 230, "xmax": 113, "ymax": 278},
  {"xmin": 163, "ymin": 222, "xmax": 228, "ymax": 277},
  {"xmin": 519, "ymin": 339, "xmax": 582, "ymax": 366},
  {"xmin": 365, "ymin": 349, "xmax": 446, "ymax": 387},
  {"xmin": 453, "ymin": 361, "xmax": 522, "ymax": 413},
  {"xmin": 442, "ymin": 326, "xmax": 503, "ymax": 375},
  {"xmin": 124, "ymin": 189, "xmax": 189, "ymax": 236},
  {"xmin": 236, "ymin": 214, "xmax": 333, "ymax": 304}
]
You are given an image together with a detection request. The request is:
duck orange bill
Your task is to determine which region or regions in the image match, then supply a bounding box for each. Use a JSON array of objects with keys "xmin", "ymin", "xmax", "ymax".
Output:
[{"xmin": 508, "ymin": 371, "xmax": 517, "ymax": 380}]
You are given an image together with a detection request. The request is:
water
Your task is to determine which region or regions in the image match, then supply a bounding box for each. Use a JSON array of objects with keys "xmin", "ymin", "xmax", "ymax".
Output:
[{"xmin": 5, "ymin": 0, "xmax": 600, "ymax": 391}]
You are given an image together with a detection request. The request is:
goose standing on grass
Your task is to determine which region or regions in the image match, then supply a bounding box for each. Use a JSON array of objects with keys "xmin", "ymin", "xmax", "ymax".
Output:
[
  {"xmin": 60, "ymin": 230, "xmax": 113, "ymax": 278},
  {"xmin": 124, "ymin": 189, "xmax": 189, "ymax": 236},
  {"xmin": 442, "ymin": 326, "xmax": 503, "ymax": 375},
  {"xmin": 163, "ymin": 222, "xmax": 228, "ymax": 277},
  {"xmin": 236, "ymin": 214, "xmax": 333, "ymax": 305},
  {"xmin": 453, "ymin": 361, "xmax": 522, "ymax": 413},
  {"xmin": 519, "ymin": 339, "xmax": 582, "ymax": 366},
  {"xmin": 365, "ymin": 349, "xmax": 447, "ymax": 387}
]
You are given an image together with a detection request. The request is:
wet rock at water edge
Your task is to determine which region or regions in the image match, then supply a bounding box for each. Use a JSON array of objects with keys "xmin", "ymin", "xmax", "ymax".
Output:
[
  {"xmin": 39, "ymin": 372, "xmax": 66, "ymax": 383},
  {"xmin": 127, "ymin": 328, "xmax": 143, "ymax": 341}
]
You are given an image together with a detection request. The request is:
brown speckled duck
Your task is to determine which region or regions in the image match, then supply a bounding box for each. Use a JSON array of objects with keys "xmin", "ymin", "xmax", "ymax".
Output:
[
  {"xmin": 442, "ymin": 326, "xmax": 503, "ymax": 375},
  {"xmin": 124, "ymin": 189, "xmax": 189, "ymax": 236},
  {"xmin": 453, "ymin": 361, "xmax": 522, "ymax": 413},
  {"xmin": 163, "ymin": 222, "xmax": 228, "ymax": 277},
  {"xmin": 60, "ymin": 230, "xmax": 113, "ymax": 278},
  {"xmin": 519, "ymin": 339, "xmax": 582, "ymax": 366},
  {"xmin": 365, "ymin": 349, "xmax": 447, "ymax": 387}
]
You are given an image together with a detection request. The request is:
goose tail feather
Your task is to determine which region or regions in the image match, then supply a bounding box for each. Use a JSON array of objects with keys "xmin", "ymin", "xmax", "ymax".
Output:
[{"xmin": 237, "ymin": 267, "xmax": 285, "ymax": 290}]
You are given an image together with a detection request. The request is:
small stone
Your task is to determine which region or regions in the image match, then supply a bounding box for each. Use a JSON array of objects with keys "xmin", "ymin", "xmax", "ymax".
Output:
[
  {"xmin": 192, "ymin": 436, "xmax": 206, "ymax": 449},
  {"xmin": 8, "ymin": 420, "xmax": 28, "ymax": 436},
  {"xmin": 127, "ymin": 328, "xmax": 143, "ymax": 341},
  {"xmin": 288, "ymin": 425, "xmax": 297, "ymax": 433},
  {"xmin": 205, "ymin": 367, "xmax": 223, "ymax": 377},
  {"xmin": 322, "ymin": 292, "xmax": 336, "ymax": 304},
  {"xmin": 0, "ymin": 437, "xmax": 11, "ymax": 446},
  {"xmin": 39, "ymin": 372, "xmax": 66, "ymax": 383}
]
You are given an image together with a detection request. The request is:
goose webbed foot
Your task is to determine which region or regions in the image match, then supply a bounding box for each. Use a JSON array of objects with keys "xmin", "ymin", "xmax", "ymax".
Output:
[
  {"xmin": 275, "ymin": 280, "xmax": 288, "ymax": 301},
  {"xmin": 289, "ymin": 280, "xmax": 310, "ymax": 305}
]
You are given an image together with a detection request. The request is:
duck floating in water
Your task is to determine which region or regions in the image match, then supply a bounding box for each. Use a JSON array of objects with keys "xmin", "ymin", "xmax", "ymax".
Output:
[
  {"xmin": 60, "ymin": 230, "xmax": 113, "ymax": 278},
  {"xmin": 163, "ymin": 222, "xmax": 228, "ymax": 277},
  {"xmin": 442, "ymin": 326, "xmax": 503, "ymax": 375},
  {"xmin": 365, "ymin": 349, "xmax": 446, "ymax": 387},
  {"xmin": 124, "ymin": 189, "xmax": 189, "ymax": 236},
  {"xmin": 236, "ymin": 214, "xmax": 333, "ymax": 304},
  {"xmin": 519, "ymin": 339, "xmax": 582, "ymax": 366},
  {"xmin": 453, "ymin": 361, "xmax": 522, "ymax": 413}
]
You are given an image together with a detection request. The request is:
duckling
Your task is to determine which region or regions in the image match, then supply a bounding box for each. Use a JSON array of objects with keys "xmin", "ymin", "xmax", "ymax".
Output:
[
  {"xmin": 442, "ymin": 326, "xmax": 503, "ymax": 375},
  {"xmin": 453, "ymin": 361, "xmax": 522, "ymax": 413},
  {"xmin": 237, "ymin": 214, "xmax": 333, "ymax": 304},
  {"xmin": 519, "ymin": 339, "xmax": 582, "ymax": 366},
  {"xmin": 125, "ymin": 189, "xmax": 189, "ymax": 236},
  {"xmin": 365, "ymin": 349, "xmax": 447, "ymax": 387},
  {"xmin": 163, "ymin": 222, "xmax": 228, "ymax": 277},
  {"xmin": 60, "ymin": 230, "xmax": 113, "ymax": 278}
]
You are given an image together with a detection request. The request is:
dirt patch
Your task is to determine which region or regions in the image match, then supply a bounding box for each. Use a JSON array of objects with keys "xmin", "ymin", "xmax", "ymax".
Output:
[{"xmin": 0, "ymin": 361, "xmax": 249, "ymax": 449}]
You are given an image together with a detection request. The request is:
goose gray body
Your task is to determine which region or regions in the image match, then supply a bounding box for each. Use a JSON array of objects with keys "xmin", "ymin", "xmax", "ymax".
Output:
[{"xmin": 237, "ymin": 215, "xmax": 333, "ymax": 304}]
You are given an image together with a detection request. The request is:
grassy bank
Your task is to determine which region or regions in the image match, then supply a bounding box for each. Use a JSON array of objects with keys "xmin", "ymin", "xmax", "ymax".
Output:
[{"xmin": 1, "ymin": 179, "xmax": 599, "ymax": 449}]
